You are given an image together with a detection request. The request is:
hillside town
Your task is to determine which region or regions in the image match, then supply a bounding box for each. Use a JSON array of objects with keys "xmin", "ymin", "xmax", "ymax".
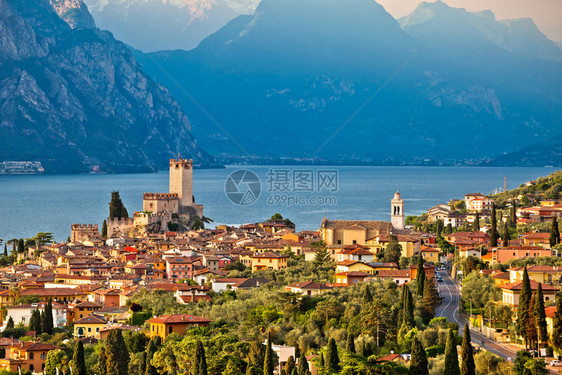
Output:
[{"xmin": 0, "ymin": 166, "xmax": 560, "ymax": 374}]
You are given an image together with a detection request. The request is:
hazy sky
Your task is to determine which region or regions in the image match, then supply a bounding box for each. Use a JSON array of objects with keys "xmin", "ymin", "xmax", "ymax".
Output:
[{"xmin": 377, "ymin": 0, "xmax": 562, "ymax": 41}]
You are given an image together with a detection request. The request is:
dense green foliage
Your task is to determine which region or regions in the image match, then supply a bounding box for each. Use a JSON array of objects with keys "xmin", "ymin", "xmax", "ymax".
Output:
[
  {"xmin": 109, "ymin": 191, "xmax": 128, "ymax": 219},
  {"xmin": 460, "ymin": 325, "xmax": 475, "ymax": 375},
  {"xmin": 443, "ymin": 329, "xmax": 460, "ymax": 375}
]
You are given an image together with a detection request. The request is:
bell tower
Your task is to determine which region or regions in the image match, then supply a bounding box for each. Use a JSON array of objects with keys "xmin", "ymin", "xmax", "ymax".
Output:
[
  {"xmin": 391, "ymin": 191, "xmax": 404, "ymax": 230},
  {"xmin": 169, "ymin": 159, "xmax": 193, "ymax": 207}
]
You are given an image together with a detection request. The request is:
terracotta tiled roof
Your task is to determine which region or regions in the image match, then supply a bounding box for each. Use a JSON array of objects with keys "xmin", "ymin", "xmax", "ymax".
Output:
[
  {"xmin": 322, "ymin": 220, "xmax": 393, "ymax": 231},
  {"xmin": 146, "ymin": 314, "xmax": 210, "ymax": 324},
  {"xmin": 500, "ymin": 280, "xmax": 558, "ymax": 291},
  {"xmin": 287, "ymin": 281, "xmax": 332, "ymax": 290},
  {"xmin": 74, "ymin": 315, "xmax": 107, "ymax": 325}
]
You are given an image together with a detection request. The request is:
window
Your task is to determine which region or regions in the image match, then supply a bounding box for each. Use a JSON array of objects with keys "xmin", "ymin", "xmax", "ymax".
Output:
[
  {"xmin": 168, "ymin": 326, "xmax": 173, "ymax": 334},
  {"xmin": 29, "ymin": 353, "xmax": 34, "ymax": 360},
  {"xmin": 41, "ymin": 352, "xmax": 46, "ymax": 360},
  {"xmin": 30, "ymin": 364, "xmax": 34, "ymax": 372},
  {"xmin": 88, "ymin": 327, "xmax": 92, "ymax": 332}
]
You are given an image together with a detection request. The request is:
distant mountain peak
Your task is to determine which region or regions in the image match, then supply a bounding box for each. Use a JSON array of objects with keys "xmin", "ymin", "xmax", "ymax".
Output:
[
  {"xmin": 50, "ymin": 0, "xmax": 96, "ymax": 28},
  {"xmin": 399, "ymin": 1, "xmax": 562, "ymax": 61}
]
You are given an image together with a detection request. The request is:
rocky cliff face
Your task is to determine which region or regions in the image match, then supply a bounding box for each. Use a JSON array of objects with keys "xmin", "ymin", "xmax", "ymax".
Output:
[
  {"xmin": 0, "ymin": 0, "xmax": 215, "ymax": 173},
  {"xmin": 50, "ymin": 0, "xmax": 96, "ymax": 28}
]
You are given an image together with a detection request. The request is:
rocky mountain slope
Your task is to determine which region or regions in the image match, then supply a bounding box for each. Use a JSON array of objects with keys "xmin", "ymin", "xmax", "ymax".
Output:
[
  {"xmin": 135, "ymin": 0, "xmax": 562, "ymax": 163},
  {"xmin": 84, "ymin": 0, "xmax": 247, "ymax": 51},
  {"xmin": 0, "ymin": 0, "xmax": 215, "ymax": 173}
]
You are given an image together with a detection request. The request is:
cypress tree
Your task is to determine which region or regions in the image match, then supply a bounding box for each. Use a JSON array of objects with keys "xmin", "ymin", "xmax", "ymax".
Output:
[
  {"xmin": 297, "ymin": 353, "xmax": 309, "ymax": 375},
  {"xmin": 422, "ymin": 277, "xmax": 439, "ymax": 321},
  {"xmin": 73, "ymin": 340, "xmax": 87, "ymax": 375},
  {"xmin": 416, "ymin": 254, "xmax": 426, "ymax": 296},
  {"xmin": 97, "ymin": 346, "xmax": 108, "ymax": 375},
  {"xmin": 535, "ymin": 283, "xmax": 548, "ymax": 346},
  {"xmin": 552, "ymin": 292, "xmax": 562, "ymax": 351},
  {"xmin": 248, "ymin": 341, "xmax": 264, "ymax": 368},
  {"xmin": 526, "ymin": 293, "xmax": 538, "ymax": 349},
  {"xmin": 503, "ymin": 225, "xmax": 510, "ymax": 246},
  {"xmin": 29, "ymin": 309, "xmax": 41, "ymax": 334},
  {"xmin": 362, "ymin": 285, "xmax": 373, "ymax": 305},
  {"xmin": 40, "ymin": 310, "xmax": 47, "ymax": 334},
  {"xmin": 17, "ymin": 238, "xmax": 24, "ymax": 253},
  {"xmin": 102, "ymin": 220, "xmax": 108, "ymax": 238},
  {"xmin": 44, "ymin": 298, "xmax": 54, "ymax": 334},
  {"xmin": 6, "ymin": 316, "xmax": 14, "ymax": 329},
  {"xmin": 3, "ymin": 244, "xmax": 6, "ymax": 257},
  {"xmin": 346, "ymin": 332, "xmax": 355, "ymax": 353},
  {"xmin": 105, "ymin": 328, "xmax": 129, "ymax": 375},
  {"xmin": 460, "ymin": 324, "xmax": 475, "ymax": 375},
  {"xmin": 145, "ymin": 338, "xmax": 158, "ymax": 375},
  {"xmin": 473, "ymin": 212, "xmax": 480, "ymax": 232},
  {"xmin": 192, "ymin": 340, "xmax": 207, "ymax": 375},
  {"xmin": 550, "ymin": 217, "xmax": 561, "ymax": 248},
  {"xmin": 139, "ymin": 352, "xmax": 147, "ymax": 375},
  {"xmin": 444, "ymin": 329, "xmax": 460, "ymax": 375},
  {"xmin": 510, "ymin": 205, "xmax": 517, "ymax": 227},
  {"xmin": 326, "ymin": 338, "xmax": 339, "ymax": 372},
  {"xmin": 264, "ymin": 332, "xmax": 274, "ymax": 375},
  {"xmin": 403, "ymin": 287, "xmax": 415, "ymax": 328},
  {"xmin": 517, "ymin": 267, "xmax": 532, "ymax": 347},
  {"xmin": 285, "ymin": 356, "xmax": 295, "ymax": 375},
  {"xmin": 410, "ymin": 337, "xmax": 429, "ymax": 375},
  {"xmin": 109, "ymin": 191, "xmax": 128, "ymax": 219},
  {"xmin": 490, "ymin": 204, "xmax": 499, "ymax": 247}
]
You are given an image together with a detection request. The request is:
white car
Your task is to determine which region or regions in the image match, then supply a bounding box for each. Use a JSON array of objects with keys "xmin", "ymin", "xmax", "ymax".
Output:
[{"xmin": 550, "ymin": 360, "xmax": 562, "ymax": 366}]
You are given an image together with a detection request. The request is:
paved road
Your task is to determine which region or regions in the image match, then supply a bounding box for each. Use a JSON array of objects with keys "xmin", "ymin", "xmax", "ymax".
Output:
[{"xmin": 436, "ymin": 270, "xmax": 519, "ymax": 361}]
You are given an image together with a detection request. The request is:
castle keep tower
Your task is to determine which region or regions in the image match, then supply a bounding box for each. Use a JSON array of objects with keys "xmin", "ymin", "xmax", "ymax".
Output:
[
  {"xmin": 391, "ymin": 191, "xmax": 404, "ymax": 230},
  {"xmin": 169, "ymin": 159, "xmax": 193, "ymax": 208}
]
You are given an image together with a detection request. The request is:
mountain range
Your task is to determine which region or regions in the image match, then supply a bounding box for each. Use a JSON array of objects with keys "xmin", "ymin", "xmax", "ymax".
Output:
[
  {"xmin": 134, "ymin": 0, "xmax": 562, "ymax": 164},
  {"xmin": 83, "ymin": 0, "xmax": 260, "ymax": 51},
  {"xmin": 0, "ymin": 0, "xmax": 216, "ymax": 173}
]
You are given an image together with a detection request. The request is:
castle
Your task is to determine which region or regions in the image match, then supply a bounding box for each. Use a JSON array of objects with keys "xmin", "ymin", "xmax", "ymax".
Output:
[
  {"xmin": 107, "ymin": 159, "xmax": 204, "ymax": 237},
  {"xmin": 71, "ymin": 224, "xmax": 99, "ymax": 243}
]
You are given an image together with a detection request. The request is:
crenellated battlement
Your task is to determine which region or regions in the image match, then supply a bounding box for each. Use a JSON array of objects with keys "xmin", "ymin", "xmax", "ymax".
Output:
[
  {"xmin": 107, "ymin": 217, "xmax": 134, "ymax": 223},
  {"xmin": 143, "ymin": 193, "xmax": 179, "ymax": 200},
  {"xmin": 71, "ymin": 224, "xmax": 98, "ymax": 230},
  {"xmin": 170, "ymin": 159, "xmax": 193, "ymax": 168}
]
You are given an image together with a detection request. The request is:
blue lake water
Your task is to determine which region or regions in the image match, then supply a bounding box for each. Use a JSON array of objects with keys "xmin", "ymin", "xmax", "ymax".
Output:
[{"xmin": 0, "ymin": 166, "xmax": 556, "ymax": 242}]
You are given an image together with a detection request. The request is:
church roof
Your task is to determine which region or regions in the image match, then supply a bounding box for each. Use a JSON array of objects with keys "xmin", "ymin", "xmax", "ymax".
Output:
[{"xmin": 322, "ymin": 220, "xmax": 393, "ymax": 231}]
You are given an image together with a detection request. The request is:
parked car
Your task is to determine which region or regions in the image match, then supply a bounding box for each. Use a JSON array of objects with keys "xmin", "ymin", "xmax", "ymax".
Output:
[
  {"xmin": 550, "ymin": 360, "xmax": 562, "ymax": 366},
  {"xmin": 437, "ymin": 277, "xmax": 444, "ymax": 282}
]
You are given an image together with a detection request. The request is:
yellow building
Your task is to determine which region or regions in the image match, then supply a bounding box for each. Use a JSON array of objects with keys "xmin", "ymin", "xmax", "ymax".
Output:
[
  {"xmin": 379, "ymin": 234, "xmax": 421, "ymax": 258},
  {"xmin": 68, "ymin": 301, "xmax": 103, "ymax": 323},
  {"xmin": 521, "ymin": 233, "xmax": 551, "ymax": 249},
  {"xmin": 420, "ymin": 247, "xmax": 440, "ymax": 264},
  {"xmin": 508, "ymin": 265, "xmax": 562, "ymax": 285},
  {"xmin": 335, "ymin": 260, "xmax": 375, "ymax": 274},
  {"xmin": 500, "ymin": 280, "xmax": 557, "ymax": 307},
  {"xmin": 147, "ymin": 314, "xmax": 211, "ymax": 339},
  {"xmin": 0, "ymin": 290, "xmax": 16, "ymax": 309},
  {"xmin": 320, "ymin": 219, "xmax": 393, "ymax": 246},
  {"xmin": 74, "ymin": 315, "xmax": 107, "ymax": 338},
  {"xmin": 251, "ymin": 252, "xmax": 289, "ymax": 271}
]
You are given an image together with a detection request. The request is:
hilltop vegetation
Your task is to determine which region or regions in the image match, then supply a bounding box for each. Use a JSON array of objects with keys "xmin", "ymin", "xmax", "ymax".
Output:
[{"xmin": 492, "ymin": 170, "xmax": 562, "ymax": 207}]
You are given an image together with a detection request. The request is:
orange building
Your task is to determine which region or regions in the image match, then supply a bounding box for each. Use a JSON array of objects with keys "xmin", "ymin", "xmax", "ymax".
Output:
[
  {"xmin": 0, "ymin": 342, "xmax": 59, "ymax": 373},
  {"xmin": 147, "ymin": 314, "xmax": 211, "ymax": 339},
  {"xmin": 491, "ymin": 246, "xmax": 552, "ymax": 264}
]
